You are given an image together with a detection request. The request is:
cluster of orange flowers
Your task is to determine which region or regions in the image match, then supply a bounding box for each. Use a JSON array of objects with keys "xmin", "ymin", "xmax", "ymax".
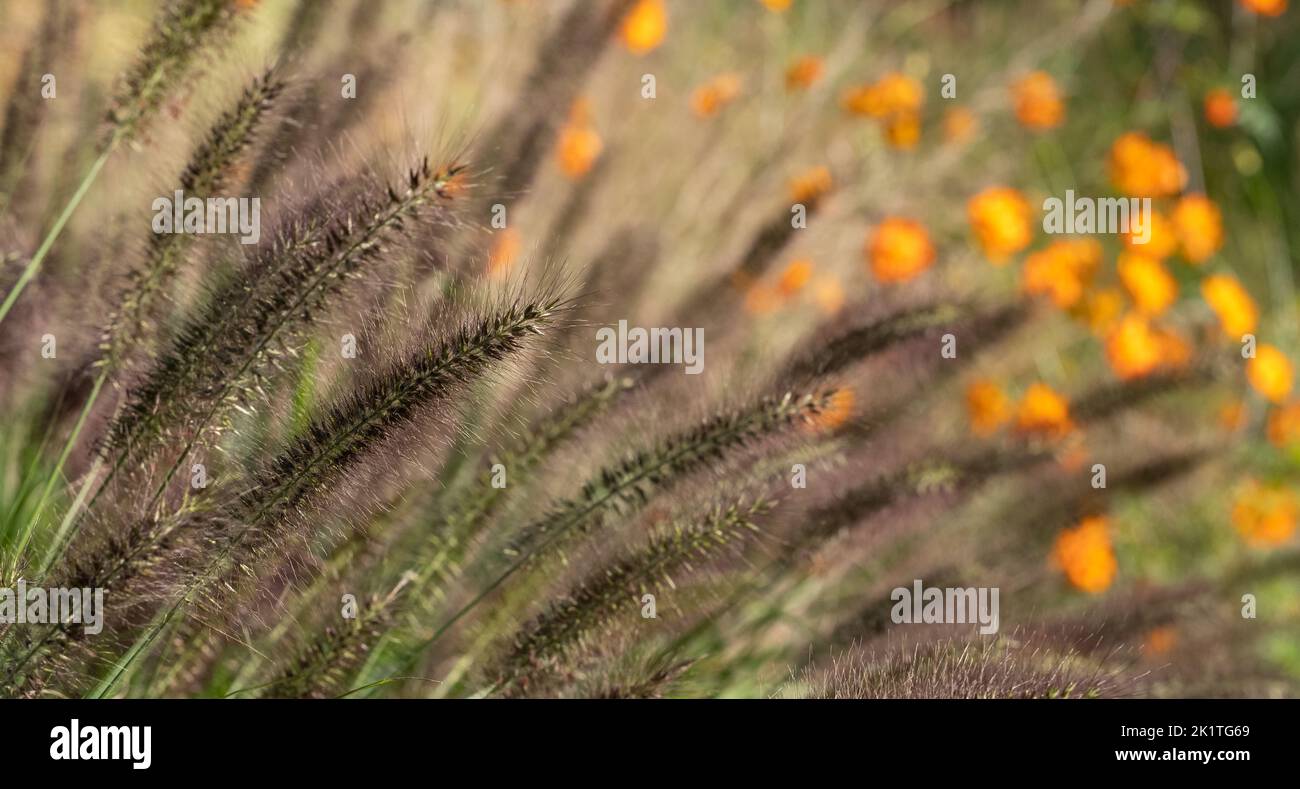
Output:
[
  {"xmin": 961, "ymin": 130, "xmax": 1293, "ymax": 404},
  {"xmin": 1103, "ymin": 186, "xmax": 1221, "ymax": 381},
  {"xmin": 1104, "ymin": 314, "xmax": 1191, "ymax": 380},
  {"xmin": 837, "ymin": 66, "xmax": 1063, "ymax": 151},
  {"xmin": 1223, "ymin": 0, "xmax": 1300, "ymax": 563},
  {"xmin": 607, "ymin": 0, "xmax": 1298, "ymax": 571},
  {"xmin": 744, "ymin": 258, "xmax": 845, "ymax": 317},
  {"xmin": 1232, "ymin": 481, "xmax": 1298, "ymax": 548},
  {"xmin": 743, "ymin": 167, "xmax": 844, "ymax": 316},
  {"xmin": 1023, "ymin": 239, "xmax": 1101, "ymax": 310},
  {"xmin": 1108, "ymin": 132, "xmax": 1187, "ymax": 198},
  {"xmin": 965, "ymin": 379, "xmax": 1074, "ymax": 440},
  {"xmin": 841, "ymin": 72, "xmax": 924, "ymax": 150},
  {"xmin": 690, "ymin": 72, "xmax": 743, "ymax": 119},
  {"xmin": 963, "ymin": 376, "xmax": 1114, "ymax": 593}
]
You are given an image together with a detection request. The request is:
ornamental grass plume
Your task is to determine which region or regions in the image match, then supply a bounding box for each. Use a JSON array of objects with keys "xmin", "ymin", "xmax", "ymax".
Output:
[
  {"xmin": 0, "ymin": 0, "xmax": 1296, "ymax": 700},
  {"xmin": 101, "ymin": 67, "xmax": 287, "ymax": 369},
  {"xmin": 0, "ymin": 0, "xmax": 247, "ymax": 328},
  {"xmin": 102, "ymin": 158, "xmax": 468, "ymax": 476}
]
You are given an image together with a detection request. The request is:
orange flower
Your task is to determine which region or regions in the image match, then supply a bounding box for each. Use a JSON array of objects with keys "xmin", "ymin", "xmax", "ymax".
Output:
[
  {"xmin": 966, "ymin": 379, "xmax": 1010, "ymax": 436},
  {"xmin": 487, "ymin": 227, "xmax": 521, "ymax": 278},
  {"xmin": 1247, "ymin": 344, "xmax": 1294, "ymax": 403},
  {"xmin": 1079, "ymin": 287, "xmax": 1125, "ymax": 335},
  {"xmin": 788, "ymin": 165, "xmax": 833, "ymax": 205},
  {"xmin": 1015, "ymin": 382, "xmax": 1073, "ymax": 439},
  {"xmin": 1171, "ymin": 194, "xmax": 1223, "ymax": 264},
  {"xmin": 555, "ymin": 100, "xmax": 602, "ymax": 179},
  {"xmin": 1219, "ymin": 399, "xmax": 1248, "ymax": 431},
  {"xmin": 1122, "ymin": 209, "xmax": 1177, "ymax": 260},
  {"xmin": 1239, "ymin": 0, "xmax": 1288, "ymax": 16},
  {"xmin": 806, "ymin": 388, "xmax": 855, "ymax": 432},
  {"xmin": 1052, "ymin": 515, "xmax": 1118, "ymax": 593},
  {"xmin": 867, "ymin": 217, "xmax": 935, "ymax": 283},
  {"xmin": 1201, "ymin": 274, "xmax": 1257, "ymax": 339},
  {"xmin": 1011, "ymin": 71, "xmax": 1065, "ymax": 131},
  {"xmin": 840, "ymin": 86, "xmax": 874, "ymax": 116},
  {"xmin": 1021, "ymin": 238, "xmax": 1101, "ymax": 309},
  {"xmin": 811, "ymin": 275, "xmax": 845, "ymax": 315},
  {"xmin": 1267, "ymin": 401, "xmax": 1300, "ymax": 447},
  {"xmin": 1108, "ymin": 132, "xmax": 1187, "ymax": 198},
  {"xmin": 759, "ymin": 0, "xmax": 793, "ymax": 10},
  {"xmin": 1118, "ymin": 252, "xmax": 1177, "ymax": 316},
  {"xmin": 785, "ymin": 55, "xmax": 824, "ymax": 91},
  {"xmin": 869, "ymin": 72, "xmax": 924, "ymax": 115},
  {"xmin": 776, "ymin": 258, "xmax": 813, "ymax": 296},
  {"xmin": 1142, "ymin": 626, "xmax": 1178, "ymax": 658},
  {"xmin": 690, "ymin": 72, "xmax": 742, "ymax": 118},
  {"xmin": 967, "ymin": 186, "xmax": 1033, "ymax": 262},
  {"xmin": 840, "ymin": 72, "xmax": 923, "ymax": 119},
  {"xmin": 620, "ymin": 0, "xmax": 667, "ymax": 55},
  {"xmin": 1105, "ymin": 314, "xmax": 1164, "ymax": 380},
  {"xmin": 1156, "ymin": 325, "xmax": 1193, "ymax": 370},
  {"xmin": 1056, "ymin": 439, "xmax": 1089, "ymax": 473},
  {"xmin": 883, "ymin": 111, "xmax": 921, "ymax": 150},
  {"xmin": 1204, "ymin": 88, "xmax": 1238, "ymax": 128},
  {"xmin": 433, "ymin": 162, "xmax": 469, "ymax": 199},
  {"xmin": 1232, "ymin": 481, "xmax": 1298, "ymax": 548},
  {"xmin": 743, "ymin": 282, "xmax": 782, "ymax": 315},
  {"xmin": 942, "ymin": 106, "xmax": 978, "ymax": 144}
]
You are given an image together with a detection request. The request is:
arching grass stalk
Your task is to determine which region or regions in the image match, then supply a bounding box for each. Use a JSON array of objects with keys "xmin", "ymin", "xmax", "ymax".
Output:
[
  {"xmin": 494, "ymin": 496, "xmax": 772, "ymax": 694},
  {"xmin": 50, "ymin": 152, "xmax": 453, "ymax": 577},
  {"xmin": 33, "ymin": 70, "xmax": 286, "ymax": 574},
  {"xmin": 282, "ymin": 377, "xmax": 637, "ymax": 694},
  {"xmin": 99, "ymin": 159, "xmax": 467, "ymax": 520},
  {"xmin": 0, "ymin": 0, "xmax": 240, "ymax": 327},
  {"xmin": 414, "ymin": 389, "xmax": 837, "ymax": 664},
  {"xmin": 410, "ymin": 375, "xmax": 636, "ymax": 597},
  {"xmin": 80, "ymin": 295, "xmax": 563, "ymax": 697}
]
